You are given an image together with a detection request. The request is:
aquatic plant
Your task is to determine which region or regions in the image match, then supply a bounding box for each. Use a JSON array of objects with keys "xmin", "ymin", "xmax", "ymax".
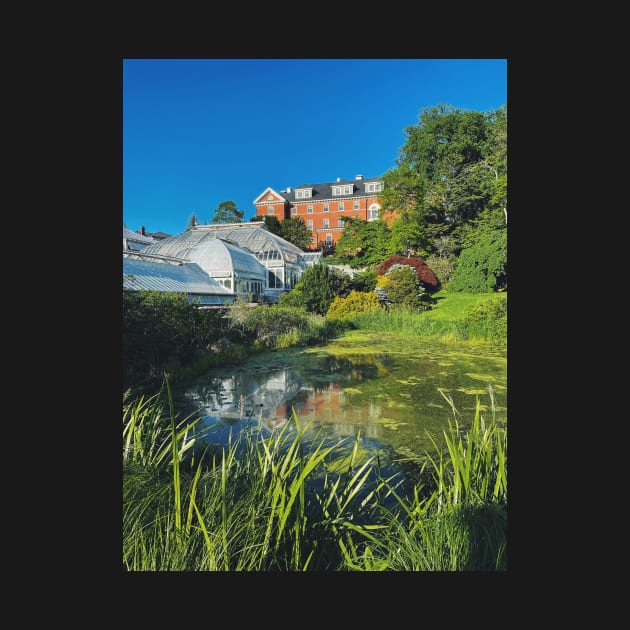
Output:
[{"xmin": 123, "ymin": 379, "xmax": 506, "ymax": 571}]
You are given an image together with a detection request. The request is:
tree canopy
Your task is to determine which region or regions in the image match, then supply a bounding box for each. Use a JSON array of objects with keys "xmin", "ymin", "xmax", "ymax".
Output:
[
  {"xmin": 211, "ymin": 200, "xmax": 244, "ymax": 224},
  {"xmin": 448, "ymin": 229, "xmax": 507, "ymax": 293},
  {"xmin": 279, "ymin": 216, "xmax": 312, "ymax": 250},
  {"xmin": 335, "ymin": 218, "xmax": 392, "ymax": 268},
  {"xmin": 379, "ymin": 103, "xmax": 507, "ymax": 259}
]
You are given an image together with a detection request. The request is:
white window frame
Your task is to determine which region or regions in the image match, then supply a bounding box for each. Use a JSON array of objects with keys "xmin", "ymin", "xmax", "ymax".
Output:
[
  {"xmin": 338, "ymin": 202, "xmax": 344, "ymax": 211},
  {"xmin": 323, "ymin": 219, "xmax": 329, "ymax": 229},
  {"xmin": 323, "ymin": 204, "xmax": 329, "ymax": 212},
  {"xmin": 332, "ymin": 184, "xmax": 353, "ymax": 196},
  {"xmin": 307, "ymin": 205, "xmax": 313, "ymax": 213},
  {"xmin": 266, "ymin": 206, "xmax": 274, "ymax": 215}
]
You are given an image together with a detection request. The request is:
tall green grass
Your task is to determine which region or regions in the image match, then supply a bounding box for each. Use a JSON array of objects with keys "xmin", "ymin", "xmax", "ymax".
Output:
[
  {"xmin": 347, "ymin": 291, "xmax": 507, "ymax": 346},
  {"xmin": 340, "ymin": 392, "xmax": 507, "ymax": 571},
  {"xmin": 123, "ymin": 379, "xmax": 507, "ymax": 571}
]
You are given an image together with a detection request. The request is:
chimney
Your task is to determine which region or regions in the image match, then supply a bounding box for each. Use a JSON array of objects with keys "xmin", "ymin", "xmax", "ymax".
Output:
[
  {"xmin": 140, "ymin": 226, "xmax": 146, "ymax": 236},
  {"xmin": 355, "ymin": 174, "xmax": 364, "ymax": 180}
]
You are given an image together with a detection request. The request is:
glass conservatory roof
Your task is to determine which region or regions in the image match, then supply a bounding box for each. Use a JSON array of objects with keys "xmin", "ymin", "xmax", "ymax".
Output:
[
  {"xmin": 140, "ymin": 223, "xmax": 306, "ymax": 266},
  {"xmin": 140, "ymin": 233, "xmax": 268, "ymax": 279},
  {"xmin": 123, "ymin": 256, "xmax": 231, "ymax": 297}
]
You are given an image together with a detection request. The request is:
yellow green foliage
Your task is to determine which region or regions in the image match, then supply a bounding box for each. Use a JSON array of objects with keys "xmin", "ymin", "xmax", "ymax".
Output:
[{"xmin": 326, "ymin": 290, "xmax": 384, "ymax": 319}]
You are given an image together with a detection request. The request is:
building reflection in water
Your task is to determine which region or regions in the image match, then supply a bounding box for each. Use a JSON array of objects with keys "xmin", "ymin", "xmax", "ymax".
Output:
[{"xmin": 179, "ymin": 361, "xmax": 384, "ymax": 442}]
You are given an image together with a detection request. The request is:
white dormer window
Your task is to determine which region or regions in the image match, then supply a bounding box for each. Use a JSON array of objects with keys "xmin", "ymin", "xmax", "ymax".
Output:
[
  {"xmin": 332, "ymin": 184, "xmax": 353, "ymax": 196},
  {"xmin": 296, "ymin": 188, "xmax": 312, "ymax": 199},
  {"xmin": 366, "ymin": 182, "xmax": 383, "ymax": 193}
]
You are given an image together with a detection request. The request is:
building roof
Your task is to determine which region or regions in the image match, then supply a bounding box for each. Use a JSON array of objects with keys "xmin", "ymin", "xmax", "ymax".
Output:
[
  {"xmin": 302, "ymin": 252, "xmax": 323, "ymax": 265},
  {"xmin": 123, "ymin": 255, "xmax": 232, "ymax": 304},
  {"xmin": 123, "ymin": 226, "xmax": 156, "ymax": 251},
  {"xmin": 141, "ymin": 222, "xmax": 306, "ymax": 267},
  {"xmin": 184, "ymin": 237, "xmax": 268, "ymax": 280},
  {"xmin": 256, "ymin": 175, "xmax": 382, "ymax": 204}
]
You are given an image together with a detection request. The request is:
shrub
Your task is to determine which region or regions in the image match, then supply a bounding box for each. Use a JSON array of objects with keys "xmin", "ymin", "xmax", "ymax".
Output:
[
  {"xmin": 123, "ymin": 290, "xmax": 228, "ymax": 391},
  {"xmin": 377, "ymin": 255, "xmax": 440, "ymax": 290},
  {"xmin": 463, "ymin": 295, "xmax": 507, "ymax": 345},
  {"xmin": 423, "ymin": 254, "xmax": 457, "ymax": 287},
  {"xmin": 326, "ymin": 290, "xmax": 384, "ymax": 319},
  {"xmin": 448, "ymin": 230, "xmax": 507, "ymax": 293},
  {"xmin": 377, "ymin": 266, "xmax": 436, "ymax": 311},
  {"xmin": 278, "ymin": 263, "xmax": 336, "ymax": 315}
]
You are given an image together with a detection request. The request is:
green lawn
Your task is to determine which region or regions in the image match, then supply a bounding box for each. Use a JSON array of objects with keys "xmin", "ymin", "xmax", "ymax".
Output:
[{"xmin": 425, "ymin": 290, "xmax": 507, "ymax": 322}]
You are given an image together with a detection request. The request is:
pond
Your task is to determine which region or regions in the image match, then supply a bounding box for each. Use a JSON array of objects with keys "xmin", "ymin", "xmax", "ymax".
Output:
[{"xmin": 171, "ymin": 330, "xmax": 507, "ymax": 470}]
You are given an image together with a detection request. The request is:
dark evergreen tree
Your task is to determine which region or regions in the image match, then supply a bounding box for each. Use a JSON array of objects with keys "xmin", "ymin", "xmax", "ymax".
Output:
[
  {"xmin": 280, "ymin": 216, "xmax": 311, "ymax": 250},
  {"xmin": 210, "ymin": 200, "xmax": 244, "ymax": 224},
  {"xmin": 257, "ymin": 215, "xmax": 282, "ymax": 235},
  {"xmin": 278, "ymin": 263, "xmax": 336, "ymax": 315}
]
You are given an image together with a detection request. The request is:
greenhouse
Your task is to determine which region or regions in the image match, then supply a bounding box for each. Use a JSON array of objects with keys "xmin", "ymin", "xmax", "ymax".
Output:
[
  {"xmin": 122, "ymin": 254, "xmax": 232, "ymax": 305},
  {"xmin": 140, "ymin": 222, "xmax": 308, "ymax": 301}
]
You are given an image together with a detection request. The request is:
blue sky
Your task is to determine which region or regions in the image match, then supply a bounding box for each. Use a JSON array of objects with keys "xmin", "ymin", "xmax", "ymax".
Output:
[{"xmin": 123, "ymin": 58, "xmax": 507, "ymax": 236}]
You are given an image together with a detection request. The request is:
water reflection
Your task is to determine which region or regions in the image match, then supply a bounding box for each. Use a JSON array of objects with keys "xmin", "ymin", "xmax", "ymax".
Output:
[
  {"xmin": 177, "ymin": 356, "xmax": 388, "ymax": 440},
  {"xmin": 172, "ymin": 336, "xmax": 506, "ymax": 462}
]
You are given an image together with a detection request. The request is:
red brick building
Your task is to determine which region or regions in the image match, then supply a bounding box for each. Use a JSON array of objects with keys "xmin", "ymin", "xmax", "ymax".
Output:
[{"xmin": 254, "ymin": 174, "xmax": 392, "ymax": 250}]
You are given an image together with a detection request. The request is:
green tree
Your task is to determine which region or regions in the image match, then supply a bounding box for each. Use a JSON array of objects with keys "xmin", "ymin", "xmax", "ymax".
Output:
[
  {"xmin": 388, "ymin": 218, "xmax": 432, "ymax": 258},
  {"xmin": 350, "ymin": 270, "xmax": 377, "ymax": 292},
  {"xmin": 122, "ymin": 289, "xmax": 225, "ymax": 389},
  {"xmin": 424, "ymin": 253, "xmax": 457, "ymax": 287},
  {"xmin": 448, "ymin": 229, "xmax": 507, "ymax": 293},
  {"xmin": 257, "ymin": 215, "xmax": 282, "ymax": 235},
  {"xmin": 280, "ymin": 216, "xmax": 311, "ymax": 250},
  {"xmin": 211, "ymin": 200, "xmax": 244, "ymax": 224},
  {"xmin": 482, "ymin": 105, "xmax": 507, "ymax": 225},
  {"xmin": 278, "ymin": 263, "xmax": 336, "ymax": 315},
  {"xmin": 378, "ymin": 265, "xmax": 433, "ymax": 310},
  {"xmin": 335, "ymin": 217, "xmax": 391, "ymax": 268},
  {"xmin": 380, "ymin": 103, "xmax": 507, "ymax": 257}
]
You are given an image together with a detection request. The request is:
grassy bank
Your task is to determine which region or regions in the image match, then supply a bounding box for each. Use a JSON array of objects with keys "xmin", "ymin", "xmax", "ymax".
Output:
[{"xmin": 346, "ymin": 290, "xmax": 507, "ymax": 346}]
